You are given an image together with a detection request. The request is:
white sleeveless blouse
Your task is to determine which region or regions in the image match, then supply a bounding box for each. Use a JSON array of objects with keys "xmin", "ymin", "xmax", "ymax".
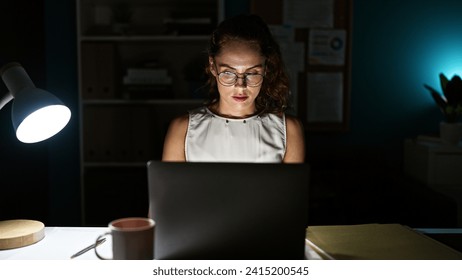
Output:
[{"xmin": 185, "ymin": 107, "xmax": 286, "ymax": 162}]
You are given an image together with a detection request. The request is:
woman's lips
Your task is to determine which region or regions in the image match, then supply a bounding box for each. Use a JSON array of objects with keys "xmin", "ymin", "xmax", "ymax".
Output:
[{"xmin": 232, "ymin": 96, "xmax": 248, "ymax": 102}]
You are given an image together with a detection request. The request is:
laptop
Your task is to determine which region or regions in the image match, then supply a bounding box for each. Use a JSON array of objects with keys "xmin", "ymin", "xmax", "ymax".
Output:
[{"xmin": 147, "ymin": 161, "xmax": 310, "ymax": 260}]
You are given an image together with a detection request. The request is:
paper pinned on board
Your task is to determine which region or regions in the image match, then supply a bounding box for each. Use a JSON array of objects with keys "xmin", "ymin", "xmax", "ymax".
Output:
[
  {"xmin": 283, "ymin": 0, "xmax": 334, "ymax": 28},
  {"xmin": 308, "ymin": 29, "xmax": 347, "ymax": 66},
  {"xmin": 306, "ymin": 72, "xmax": 343, "ymax": 123}
]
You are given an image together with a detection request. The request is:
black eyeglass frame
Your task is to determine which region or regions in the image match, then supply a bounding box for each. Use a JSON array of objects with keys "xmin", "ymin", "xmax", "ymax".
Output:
[{"xmin": 216, "ymin": 71, "xmax": 265, "ymax": 87}]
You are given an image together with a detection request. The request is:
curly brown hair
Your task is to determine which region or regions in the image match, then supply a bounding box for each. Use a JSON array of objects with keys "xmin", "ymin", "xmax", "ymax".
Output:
[{"xmin": 204, "ymin": 14, "xmax": 291, "ymax": 114}]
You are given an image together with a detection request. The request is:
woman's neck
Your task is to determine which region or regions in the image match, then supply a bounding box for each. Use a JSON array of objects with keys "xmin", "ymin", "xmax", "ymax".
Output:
[{"xmin": 209, "ymin": 103, "xmax": 257, "ymax": 119}]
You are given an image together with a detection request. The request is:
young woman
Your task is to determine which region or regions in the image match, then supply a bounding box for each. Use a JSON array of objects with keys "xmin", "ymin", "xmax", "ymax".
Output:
[{"xmin": 162, "ymin": 14, "xmax": 305, "ymax": 163}]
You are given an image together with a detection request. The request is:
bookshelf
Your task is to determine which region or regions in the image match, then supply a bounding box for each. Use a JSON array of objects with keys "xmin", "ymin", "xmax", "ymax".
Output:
[{"xmin": 77, "ymin": 0, "xmax": 220, "ymax": 225}]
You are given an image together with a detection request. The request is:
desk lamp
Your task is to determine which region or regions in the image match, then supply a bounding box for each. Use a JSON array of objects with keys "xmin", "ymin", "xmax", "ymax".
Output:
[
  {"xmin": 0, "ymin": 62, "xmax": 71, "ymax": 249},
  {"xmin": 0, "ymin": 62, "xmax": 71, "ymax": 143}
]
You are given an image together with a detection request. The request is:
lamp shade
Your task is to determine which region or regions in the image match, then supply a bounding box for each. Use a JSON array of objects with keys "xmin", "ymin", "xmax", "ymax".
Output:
[
  {"xmin": 1, "ymin": 62, "xmax": 71, "ymax": 143},
  {"xmin": 12, "ymin": 87, "xmax": 71, "ymax": 143}
]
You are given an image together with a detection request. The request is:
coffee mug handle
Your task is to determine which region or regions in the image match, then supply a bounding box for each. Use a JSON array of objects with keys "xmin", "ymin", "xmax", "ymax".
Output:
[{"xmin": 95, "ymin": 232, "xmax": 111, "ymax": 260}]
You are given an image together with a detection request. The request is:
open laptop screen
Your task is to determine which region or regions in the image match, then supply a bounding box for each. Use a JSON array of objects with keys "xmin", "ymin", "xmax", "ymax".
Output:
[{"xmin": 147, "ymin": 161, "xmax": 309, "ymax": 260}]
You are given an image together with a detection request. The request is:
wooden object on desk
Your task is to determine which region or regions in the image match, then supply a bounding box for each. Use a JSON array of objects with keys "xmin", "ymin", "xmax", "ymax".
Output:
[
  {"xmin": 306, "ymin": 223, "xmax": 462, "ymax": 260},
  {"xmin": 0, "ymin": 220, "xmax": 45, "ymax": 249}
]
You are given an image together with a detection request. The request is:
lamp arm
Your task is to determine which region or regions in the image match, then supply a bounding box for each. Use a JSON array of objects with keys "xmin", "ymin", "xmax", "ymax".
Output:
[
  {"xmin": 1, "ymin": 62, "xmax": 35, "ymax": 96},
  {"xmin": 0, "ymin": 92, "xmax": 13, "ymax": 111}
]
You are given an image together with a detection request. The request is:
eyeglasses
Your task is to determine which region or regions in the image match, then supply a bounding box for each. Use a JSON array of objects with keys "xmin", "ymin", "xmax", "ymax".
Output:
[{"xmin": 217, "ymin": 71, "xmax": 264, "ymax": 87}]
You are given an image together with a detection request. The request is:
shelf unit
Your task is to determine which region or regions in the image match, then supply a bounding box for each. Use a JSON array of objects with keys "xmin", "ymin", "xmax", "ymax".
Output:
[
  {"xmin": 403, "ymin": 138, "xmax": 462, "ymax": 226},
  {"xmin": 77, "ymin": 0, "xmax": 219, "ymax": 225}
]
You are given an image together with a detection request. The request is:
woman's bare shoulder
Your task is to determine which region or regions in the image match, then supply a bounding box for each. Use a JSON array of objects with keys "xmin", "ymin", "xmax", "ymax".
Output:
[
  {"xmin": 162, "ymin": 113, "xmax": 189, "ymax": 162},
  {"xmin": 283, "ymin": 114, "xmax": 305, "ymax": 163},
  {"xmin": 285, "ymin": 114, "xmax": 303, "ymax": 131},
  {"xmin": 169, "ymin": 113, "xmax": 189, "ymax": 129}
]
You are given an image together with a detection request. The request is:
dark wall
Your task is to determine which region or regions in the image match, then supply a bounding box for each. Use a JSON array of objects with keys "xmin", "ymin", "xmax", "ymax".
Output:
[
  {"xmin": 44, "ymin": 0, "xmax": 80, "ymax": 226},
  {"xmin": 309, "ymin": 0, "xmax": 462, "ymax": 162},
  {"xmin": 309, "ymin": 0, "xmax": 462, "ymax": 227},
  {"xmin": 0, "ymin": 0, "xmax": 80, "ymax": 226},
  {"xmin": 0, "ymin": 0, "xmax": 50, "ymax": 223}
]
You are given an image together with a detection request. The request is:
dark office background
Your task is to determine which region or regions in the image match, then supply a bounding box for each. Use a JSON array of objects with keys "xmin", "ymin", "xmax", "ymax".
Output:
[{"xmin": 0, "ymin": 0, "xmax": 460, "ymax": 226}]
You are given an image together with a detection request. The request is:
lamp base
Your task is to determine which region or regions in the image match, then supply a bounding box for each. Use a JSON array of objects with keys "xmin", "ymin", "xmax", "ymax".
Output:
[{"xmin": 0, "ymin": 219, "xmax": 45, "ymax": 249}]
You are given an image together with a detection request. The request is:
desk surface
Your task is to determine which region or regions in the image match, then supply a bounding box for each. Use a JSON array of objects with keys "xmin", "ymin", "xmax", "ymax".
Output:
[
  {"xmin": 2, "ymin": 224, "xmax": 461, "ymax": 260},
  {"xmin": 0, "ymin": 227, "xmax": 322, "ymax": 260},
  {"xmin": 0, "ymin": 227, "xmax": 110, "ymax": 260}
]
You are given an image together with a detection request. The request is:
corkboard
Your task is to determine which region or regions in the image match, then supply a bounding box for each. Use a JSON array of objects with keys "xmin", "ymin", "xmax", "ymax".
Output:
[{"xmin": 251, "ymin": 0, "xmax": 353, "ymax": 132}]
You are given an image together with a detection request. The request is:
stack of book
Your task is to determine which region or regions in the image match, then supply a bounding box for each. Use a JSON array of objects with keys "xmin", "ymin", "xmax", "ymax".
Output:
[
  {"xmin": 163, "ymin": 17, "xmax": 213, "ymax": 35},
  {"xmin": 122, "ymin": 68, "xmax": 173, "ymax": 99},
  {"xmin": 306, "ymin": 223, "xmax": 462, "ymax": 259}
]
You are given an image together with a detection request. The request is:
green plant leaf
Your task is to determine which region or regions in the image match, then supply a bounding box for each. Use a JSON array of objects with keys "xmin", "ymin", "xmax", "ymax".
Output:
[
  {"xmin": 439, "ymin": 73, "xmax": 448, "ymax": 92},
  {"xmin": 444, "ymin": 75, "xmax": 462, "ymax": 105},
  {"xmin": 424, "ymin": 84, "xmax": 447, "ymax": 110}
]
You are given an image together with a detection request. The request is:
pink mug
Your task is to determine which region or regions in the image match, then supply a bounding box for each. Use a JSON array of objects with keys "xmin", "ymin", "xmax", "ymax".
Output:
[{"xmin": 95, "ymin": 217, "xmax": 155, "ymax": 260}]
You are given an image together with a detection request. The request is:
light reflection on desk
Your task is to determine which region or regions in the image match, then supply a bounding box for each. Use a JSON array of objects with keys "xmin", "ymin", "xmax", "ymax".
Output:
[{"xmin": 0, "ymin": 227, "xmax": 110, "ymax": 260}]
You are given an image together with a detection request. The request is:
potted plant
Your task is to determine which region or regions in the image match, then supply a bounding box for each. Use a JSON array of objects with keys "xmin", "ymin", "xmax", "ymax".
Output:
[{"xmin": 424, "ymin": 73, "xmax": 462, "ymax": 145}]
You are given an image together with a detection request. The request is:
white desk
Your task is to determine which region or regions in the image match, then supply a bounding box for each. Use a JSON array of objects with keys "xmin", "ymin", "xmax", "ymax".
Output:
[
  {"xmin": 0, "ymin": 227, "xmax": 323, "ymax": 260},
  {"xmin": 2, "ymin": 225, "xmax": 460, "ymax": 260},
  {"xmin": 0, "ymin": 227, "xmax": 111, "ymax": 260}
]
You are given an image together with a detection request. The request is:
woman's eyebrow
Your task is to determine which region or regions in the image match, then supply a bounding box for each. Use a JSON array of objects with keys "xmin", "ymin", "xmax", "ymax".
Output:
[{"xmin": 217, "ymin": 63, "xmax": 264, "ymax": 71}]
